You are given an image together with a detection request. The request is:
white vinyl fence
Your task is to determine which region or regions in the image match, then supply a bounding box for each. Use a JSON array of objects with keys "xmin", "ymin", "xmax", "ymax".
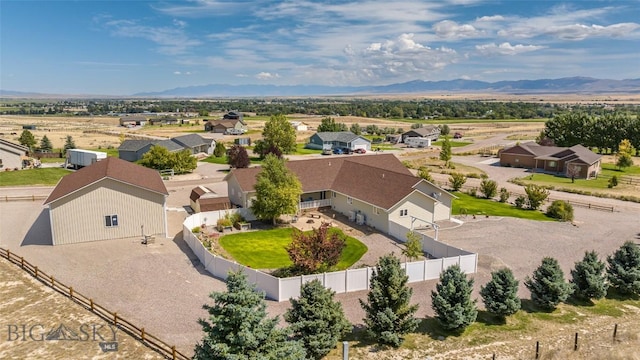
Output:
[{"xmin": 183, "ymin": 210, "xmax": 477, "ymax": 302}]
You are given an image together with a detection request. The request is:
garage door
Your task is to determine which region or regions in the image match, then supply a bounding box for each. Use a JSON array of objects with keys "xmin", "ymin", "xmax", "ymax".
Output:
[{"xmin": 353, "ymin": 144, "xmax": 367, "ymax": 150}]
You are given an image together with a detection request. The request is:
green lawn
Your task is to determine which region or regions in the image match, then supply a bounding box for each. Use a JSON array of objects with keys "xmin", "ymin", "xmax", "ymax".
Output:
[
  {"xmin": 432, "ymin": 139, "xmax": 473, "ymax": 147},
  {"xmin": 452, "ymin": 192, "xmax": 552, "ymax": 221},
  {"xmin": 294, "ymin": 143, "xmax": 322, "ymax": 155},
  {"xmin": 0, "ymin": 168, "xmax": 71, "ymax": 186},
  {"xmin": 219, "ymin": 227, "xmax": 367, "ymax": 270},
  {"xmin": 602, "ymin": 162, "xmax": 640, "ymax": 175}
]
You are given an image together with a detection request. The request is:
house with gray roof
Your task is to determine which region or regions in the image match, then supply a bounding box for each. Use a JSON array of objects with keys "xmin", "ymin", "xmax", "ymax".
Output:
[
  {"xmin": 402, "ymin": 125, "xmax": 441, "ymax": 142},
  {"xmin": 118, "ymin": 134, "xmax": 214, "ymax": 161},
  {"xmin": 499, "ymin": 142, "xmax": 602, "ymax": 179},
  {"xmin": 225, "ymin": 154, "xmax": 455, "ymax": 238},
  {"xmin": 0, "ymin": 138, "xmax": 29, "ymax": 170},
  {"xmin": 306, "ymin": 131, "xmax": 371, "ymax": 151}
]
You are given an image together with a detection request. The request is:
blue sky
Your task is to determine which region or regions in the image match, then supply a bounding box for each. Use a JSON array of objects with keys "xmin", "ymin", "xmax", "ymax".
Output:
[{"xmin": 1, "ymin": 0, "xmax": 639, "ymax": 95}]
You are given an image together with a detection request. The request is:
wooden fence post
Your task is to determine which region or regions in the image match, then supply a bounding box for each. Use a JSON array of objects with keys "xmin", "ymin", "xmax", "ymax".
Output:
[
  {"xmin": 50, "ymin": 275, "xmax": 54, "ymax": 287},
  {"xmin": 21, "ymin": 257, "xmax": 24, "ymax": 268},
  {"xmin": 535, "ymin": 341, "xmax": 540, "ymax": 359},
  {"xmin": 7, "ymin": 249, "xmax": 10, "ymax": 259},
  {"xmin": 113, "ymin": 312, "xmax": 118, "ymax": 325},
  {"xmin": 34, "ymin": 266, "xmax": 38, "ymax": 278},
  {"xmin": 574, "ymin": 332, "xmax": 578, "ymax": 351},
  {"xmin": 141, "ymin": 328, "xmax": 145, "ymax": 341},
  {"xmin": 90, "ymin": 298, "xmax": 94, "ymax": 311},
  {"xmin": 613, "ymin": 323, "xmax": 618, "ymax": 340},
  {"xmin": 69, "ymin": 286, "xmax": 74, "ymax": 299},
  {"xmin": 172, "ymin": 345, "xmax": 176, "ymax": 360}
]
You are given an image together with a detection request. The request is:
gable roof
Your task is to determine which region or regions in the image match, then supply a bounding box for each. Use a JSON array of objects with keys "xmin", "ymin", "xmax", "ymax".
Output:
[
  {"xmin": 564, "ymin": 144, "xmax": 602, "ymax": 165},
  {"xmin": 502, "ymin": 142, "xmax": 602, "ymax": 165},
  {"xmin": 171, "ymin": 134, "xmax": 209, "ymax": 148},
  {"xmin": 314, "ymin": 131, "xmax": 370, "ymax": 143},
  {"xmin": 226, "ymin": 154, "xmax": 437, "ymax": 209},
  {"xmin": 403, "ymin": 126, "xmax": 439, "ymax": 137},
  {"xmin": 44, "ymin": 157, "xmax": 168, "ymax": 205},
  {"xmin": 0, "ymin": 138, "xmax": 29, "ymax": 153},
  {"xmin": 118, "ymin": 140, "xmax": 155, "ymax": 152},
  {"xmin": 206, "ymin": 119, "xmax": 242, "ymax": 128}
]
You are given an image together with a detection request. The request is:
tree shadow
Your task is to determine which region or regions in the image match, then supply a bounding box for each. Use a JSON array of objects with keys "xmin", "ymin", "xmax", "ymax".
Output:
[
  {"xmin": 419, "ymin": 317, "xmax": 464, "ymax": 340},
  {"xmin": 20, "ymin": 209, "xmax": 53, "ymax": 246},
  {"xmin": 475, "ymin": 310, "xmax": 507, "ymax": 326},
  {"xmin": 606, "ymin": 288, "xmax": 640, "ymax": 301},
  {"xmin": 520, "ymin": 299, "xmax": 555, "ymax": 314},
  {"xmin": 565, "ymin": 296, "xmax": 595, "ymax": 307}
]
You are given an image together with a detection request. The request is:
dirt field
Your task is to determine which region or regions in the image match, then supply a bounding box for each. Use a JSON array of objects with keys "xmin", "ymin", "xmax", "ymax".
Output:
[{"xmin": 0, "ymin": 257, "xmax": 165, "ymax": 359}]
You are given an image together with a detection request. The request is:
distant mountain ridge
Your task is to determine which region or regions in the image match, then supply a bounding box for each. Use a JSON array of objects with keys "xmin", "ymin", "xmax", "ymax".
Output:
[
  {"xmin": 135, "ymin": 77, "xmax": 640, "ymax": 97},
  {"xmin": 2, "ymin": 77, "xmax": 639, "ymax": 98}
]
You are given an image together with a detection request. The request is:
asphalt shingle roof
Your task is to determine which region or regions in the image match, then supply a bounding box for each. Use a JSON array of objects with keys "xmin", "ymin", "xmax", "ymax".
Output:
[{"xmin": 315, "ymin": 131, "xmax": 370, "ymax": 143}]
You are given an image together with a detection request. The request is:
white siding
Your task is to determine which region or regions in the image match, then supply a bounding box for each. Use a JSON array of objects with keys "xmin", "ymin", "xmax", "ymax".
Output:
[
  {"xmin": 388, "ymin": 192, "xmax": 437, "ymax": 229},
  {"xmin": 332, "ymin": 193, "xmax": 388, "ymax": 233},
  {"xmin": 49, "ymin": 179, "xmax": 166, "ymax": 245}
]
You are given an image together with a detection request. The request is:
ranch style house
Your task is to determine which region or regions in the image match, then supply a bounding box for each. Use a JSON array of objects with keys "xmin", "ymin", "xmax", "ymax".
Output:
[
  {"xmin": 225, "ymin": 154, "xmax": 455, "ymax": 239},
  {"xmin": 499, "ymin": 142, "xmax": 603, "ymax": 179},
  {"xmin": 306, "ymin": 131, "xmax": 371, "ymax": 151}
]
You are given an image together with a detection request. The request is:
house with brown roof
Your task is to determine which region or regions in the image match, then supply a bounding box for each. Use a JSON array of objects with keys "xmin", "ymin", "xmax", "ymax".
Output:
[
  {"xmin": 401, "ymin": 125, "xmax": 441, "ymax": 143},
  {"xmin": 224, "ymin": 154, "xmax": 455, "ymax": 237},
  {"xmin": 499, "ymin": 142, "xmax": 602, "ymax": 179},
  {"xmin": 44, "ymin": 157, "xmax": 168, "ymax": 245},
  {"xmin": 204, "ymin": 119, "xmax": 247, "ymax": 134}
]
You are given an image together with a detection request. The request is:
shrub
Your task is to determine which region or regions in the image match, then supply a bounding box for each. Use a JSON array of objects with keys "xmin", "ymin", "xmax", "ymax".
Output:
[
  {"xmin": 192, "ymin": 226, "xmax": 201, "ymax": 234},
  {"xmin": 449, "ymin": 172, "xmax": 467, "ymax": 191},
  {"xmin": 514, "ymin": 195, "xmax": 526, "ymax": 209},
  {"xmin": 216, "ymin": 218, "xmax": 232, "ymax": 231},
  {"xmin": 480, "ymin": 179, "xmax": 498, "ymax": 199},
  {"xmin": 524, "ymin": 184, "xmax": 549, "ymax": 210},
  {"xmin": 608, "ymin": 175, "xmax": 618, "ymax": 188},
  {"xmin": 499, "ymin": 187, "xmax": 510, "ymax": 203},
  {"xmin": 546, "ymin": 200, "xmax": 574, "ymax": 222}
]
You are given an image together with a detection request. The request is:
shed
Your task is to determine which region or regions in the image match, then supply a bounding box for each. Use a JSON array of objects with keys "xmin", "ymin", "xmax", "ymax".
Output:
[
  {"xmin": 190, "ymin": 186, "xmax": 231, "ymax": 213},
  {"xmin": 44, "ymin": 157, "xmax": 168, "ymax": 245}
]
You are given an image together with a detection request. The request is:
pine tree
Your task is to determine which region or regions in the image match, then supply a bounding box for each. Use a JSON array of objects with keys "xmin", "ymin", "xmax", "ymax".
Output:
[
  {"xmin": 359, "ymin": 254, "xmax": 418, "ymax": 347},
  {"xmin": 607, "ymin": 241, "xmax": 640, "ymax": 296},
  {"xmin": 524, "ymin": 257, "xmax": 573, "ymax": 310},
  {"xmin": 18, "ymin": 129, "xmax": 36, "ymax": 150},
  {"xmin": 63, "ymin": 135, "xmax": 76, "ymax": 155},
  {"xmin": 571, "ymin": 251, "xmax": 608, "ymax": 300},
  {"xmin": 39, "ymin": 135, "xmax": 53, "ymax": 152},
  {"xmin": 480, "ymin": 268, "xmax": 520, "ymax": 318},
  {"xmin": 194, "ymin": 271, "xmax": 306, "ymax": 360},
  {"xmin": 285, "ymin": 280, "xmax": 351, "ymax": 360},
  {"xmin": 431, "ymin": 264, "xmax": 478, "ymax": 330}
]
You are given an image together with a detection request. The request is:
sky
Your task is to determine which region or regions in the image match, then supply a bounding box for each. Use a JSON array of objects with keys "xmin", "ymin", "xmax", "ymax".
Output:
[{"xmin": 1, "ymin": 0, "xmax": 639, "ymax": 95}]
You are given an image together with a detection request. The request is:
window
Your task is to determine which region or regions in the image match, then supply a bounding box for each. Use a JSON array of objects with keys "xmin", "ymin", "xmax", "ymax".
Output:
[
  {"xmin": 105, "ymin": 215, "xmax": 118, "ymax": 227},
  {"xmin": 347, "ymin": 197, "xmax": 352, "ymax": 204},
  {"xmin": 548, "ymin": 161, "xmax": 556, "ymax": 167},
  {"xmin": 333, "ymin": 191, "xmax": 336, "ymax": 198},
  {"xmin": 400, "ymin": 209, "xmax": 408, "ymax": 217},
  {"xmin": 373, "ymin": 207, "xmax": 380, "ymax": 215}
]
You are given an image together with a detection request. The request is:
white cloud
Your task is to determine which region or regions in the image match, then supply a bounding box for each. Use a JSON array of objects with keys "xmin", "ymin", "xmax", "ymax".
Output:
[
  {"xmin": 546, "ymin": 23, "xmax": 640, "ymax": 40},
  {"xmin": 255, "ymin": 72, "xmax": 280, "ymax": 80},
  {"xmin": 475, "ymin": 42, "xmax": 546, "ymax": 56},
  {"xmin": 174, "ymin": 71, "xmax": 181, "ymax": 75},
  {"xmin": 433, "ymin": 20, "xmax": 482, "ymax": 39},
  {"xmin": 103, "ymin": 19, "xmax": 201, "ymax": 55},
  {"xmin": 235, "ymin": 74, "xmax": 249, "ymax": 78},
  {"xmin": 476, "ymin": 15, "xmax": 505, "ymax": 22}
]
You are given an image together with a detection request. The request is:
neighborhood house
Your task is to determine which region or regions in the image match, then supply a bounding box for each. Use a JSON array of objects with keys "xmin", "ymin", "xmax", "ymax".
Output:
[
  {"xmin": 0, "ymin": 138, "xmax": 30, "ymax": 169},
  {"xmin": 499, "ymin": 142, "xmax": 603, "ymax": 179},
  {"xmin": 118, "ymin": 134, "xmax": 214, "ymax": 162},
  {"xmin": 225, "ymin": 154, "xmax": 455, "ymax": 239},
  {"xmin": 401, "ymin": 125, "xmax": 441, "ymax": 143},
  {"xmin": 306, "ymin": 131, "xmax": 371, "ymax": 151},
  {"xmin": 44, "ymin": 157, "xmax": 169, "ymax": 245}
]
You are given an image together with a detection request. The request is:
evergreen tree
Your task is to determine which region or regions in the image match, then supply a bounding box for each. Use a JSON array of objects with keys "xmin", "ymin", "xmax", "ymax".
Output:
[
  {"xmin": 349, "ymin": 123, "xmax": 361, "ymax": 135},
  {"xmin": 360, "ymin": 254, "xmax": 418, "ymax": 347},
  {"xmin": 570, "ymin": 251, "xmax": 608, "ymax": 300},
  {"xmin": 440, "ymin": 124, "xmax": 450, "ymax": 136},
  {"xmin": 607, "ymin": 241, "xmax": 640, "ymax": 296},
  {"xmin": 431, "ymin": 264, "xmax": 478, "ymax": 330},
  {"xmin": 251, "ymin": 154, "xmax": 302, "ymax": 225},
  {"xmin": 439, "ymin": 136, "xmax": 452, "ymax": 167},
  {"xmin": 194, "ymin": 271, "xmax": 306, "ymax": 360},
  {"xmin": 63, "ymin": 135, "xmax": 76, "ymax": 155},
  {"xmin": 480, "ymin": 268, "xmax": 520, "ymax": 318},
  {"xmin": 18, "ymin": 129, "xmax": 36, "ymax": 150},
  {"xmin": 39, "ymin": 135, "xmax": 53, "ymax": 152},
  {"xmin": 402, "ymin": 231, "xmax": 423, "ymax": 262},
  {"xmin": 285, "ymin": 280, "xmax": 351, "ymax": 360},
  {"xmin": 213, "ymin": 141, "xmax": 226, "ymax": 157},
  {"xmin": 524, "ymin": 257, "xmax": 573, "ymax": 310},
  {"xmin": 317, "ymin": 117, "xmax": 347, "ymax": 132}
]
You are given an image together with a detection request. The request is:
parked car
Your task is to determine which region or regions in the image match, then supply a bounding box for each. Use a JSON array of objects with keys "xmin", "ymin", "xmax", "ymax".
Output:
[
  {"xmin": 332, "ymin": 147, "xmax": 344, "ymax": 155},
  {"xmin": 354, "ymin": 148, "xmax": 366, "ymax": 154},
  {"xmin": 321, "ymin": 149, "xmax": 332, "ymax": 155},
  {"xmin": 453, "ymin": 132, "xmax": 463, "ymax": 139},
  {"xmin": 342, "ymin": 147, "xmax": 353, "ymax": 154}
]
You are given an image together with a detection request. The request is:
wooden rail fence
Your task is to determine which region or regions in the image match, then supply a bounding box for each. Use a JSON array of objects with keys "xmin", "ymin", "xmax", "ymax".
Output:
[
  {"xmin": 0, "ymin": 248, "xmax": 189, "ymax": 360},
  {"xmin": 2, "ymin": 195, "xmax": 48, "ymax": 202}
]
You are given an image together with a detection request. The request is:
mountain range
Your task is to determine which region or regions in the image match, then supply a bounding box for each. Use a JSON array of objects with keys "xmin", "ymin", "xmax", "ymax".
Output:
[{"xmin": 2, "ymin": 77, "xmax": 639, "ymax": 98}]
